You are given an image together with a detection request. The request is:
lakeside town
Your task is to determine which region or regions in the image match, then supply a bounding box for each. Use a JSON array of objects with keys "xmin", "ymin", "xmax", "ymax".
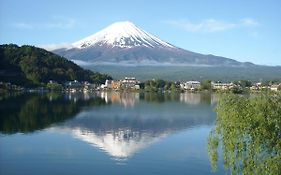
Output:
[{"xmin": 1, "ymin": 76, "xmax": 280, "ymax": 93}]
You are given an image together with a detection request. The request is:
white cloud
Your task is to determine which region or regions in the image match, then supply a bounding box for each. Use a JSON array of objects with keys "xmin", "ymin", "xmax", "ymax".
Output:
[
  {"xmin": 165, "ymin": 19, "xmax": 236, "ymax": 32},
  {"xmin": 12, "ymin": 16, "xmax": 77, "ymax": 30},
  {"xmin": 37, "ymin": 43, "xmax": 73, "ymax": 51},
  {"xmin": 164, "ymin": 18, "xmax": 259, "ymax": 32},
  {"xmin": 241, "ymin": 18, "xmax": 259, "ymax": 26},
  {"xmin": 13, "ymin": 22, "xmax": 34, "ymax": 29}
]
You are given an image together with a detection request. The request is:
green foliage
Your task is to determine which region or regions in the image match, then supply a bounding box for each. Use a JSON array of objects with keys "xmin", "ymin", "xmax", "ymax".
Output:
[
  {"xmin": 46, "ymin": 82, "xmax": 63, "ymax": 91},
  {"xmin": 139, "ymin": 82, "xmax": 145, "ymax": 89},
  {"xmin": 0, "ymin": 44, "xmax": 112, "ymax": 86},
  {"xmin": 261, "ymin": 81, "xmax": 271, "ymax": 86},
  {"xmin": 231, "ymin": 85, "xmax": 246, "ymax": 94},
  {"xmin": 90, "ymin": 72, "xmax": 112, "ymax": 84},
  {"xmin": 208, "ymin": 92, "xmax": 281, "ymax": 174},
  {"xmin": 201, "ymin": 80, "xmax": 212, "ymax": 90},
  {"xmin": 144, "ymin": 80, "xmax": 158, "ymax": 92},
  {"xmin": 143, "ymin": 79, "xmax": 179, "ymax": 92},
  {"xmin": 170, "ymin": 83, "xmax": 178, "ymax": 91},
  {"xmin": 233, "ymin": 80, "xmax": 252, "ymax": 88},
  {"xmin": 155, "ymin": 79, "xmax": 166, "ymax": 89}
]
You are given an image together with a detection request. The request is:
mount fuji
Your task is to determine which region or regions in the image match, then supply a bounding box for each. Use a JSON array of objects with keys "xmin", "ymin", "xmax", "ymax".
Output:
[{"xmin": 52, "ymin": 21, "xmax": 253, "ymax": 66}]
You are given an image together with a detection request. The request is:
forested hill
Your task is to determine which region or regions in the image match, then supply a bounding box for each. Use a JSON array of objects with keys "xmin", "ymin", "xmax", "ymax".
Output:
[{"xmin": 0, "ymin": 44, "xmax": 112, "ymax": 86}]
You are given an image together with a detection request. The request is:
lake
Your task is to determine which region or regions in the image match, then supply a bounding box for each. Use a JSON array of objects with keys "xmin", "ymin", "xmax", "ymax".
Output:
[{"xmin": 0, "ymin": 92, "xmax": 226, "ymax": 175}]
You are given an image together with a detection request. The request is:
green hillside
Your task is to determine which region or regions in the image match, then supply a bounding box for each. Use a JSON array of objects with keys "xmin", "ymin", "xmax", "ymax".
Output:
[
  {"xmin": 0, "ymin": 44, "xmax": 112, "ymax": 86},
  {"xmin": 85, "ymin": 65, "xmax": 281, "ymax": 82}
]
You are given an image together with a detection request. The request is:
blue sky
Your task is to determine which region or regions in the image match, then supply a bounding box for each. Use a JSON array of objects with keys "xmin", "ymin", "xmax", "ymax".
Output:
[{"xmin": 0, "ymin": 0, "xmax": 280, "ymax": 65}]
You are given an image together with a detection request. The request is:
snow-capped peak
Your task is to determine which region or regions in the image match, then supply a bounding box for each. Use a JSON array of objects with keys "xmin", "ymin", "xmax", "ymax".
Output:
[{"xmin": 72, "ymin": 21, "xmax": 175, "ymax": 49}]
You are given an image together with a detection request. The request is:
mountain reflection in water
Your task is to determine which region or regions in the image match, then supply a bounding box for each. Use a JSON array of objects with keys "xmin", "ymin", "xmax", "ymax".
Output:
[{"xmin": 0, "ymin": 92, "xmax": 217, "ymax": 160}]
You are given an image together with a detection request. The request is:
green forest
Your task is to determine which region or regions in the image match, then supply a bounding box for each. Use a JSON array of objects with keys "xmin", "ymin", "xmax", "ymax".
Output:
[
  {"xmin": 0, "ymin": 44, "xmax": 112, "ymax": 86},
  {"xmin": 208, "ymin": 92, "xmax": 281, "ymax": 175}
]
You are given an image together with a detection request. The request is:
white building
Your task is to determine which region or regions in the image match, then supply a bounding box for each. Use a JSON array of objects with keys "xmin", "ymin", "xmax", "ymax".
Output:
[
  {"xmin": 212, "ymin": 82, "xmax": 234, "ymax": 90},
  {"xmin": 101, "ymin": 79, "xmax": 112, "ymax": 89},
  {"xmin": 181, "ymin": 81, "xmax": 201, "ymax": 90},
  {"xmin": 121, "ymin": 77, "xmax": 139, "ymax": 89},
  {"xmin": 270, "ymin": 84, "xmax": 280, "ymax": 91}
]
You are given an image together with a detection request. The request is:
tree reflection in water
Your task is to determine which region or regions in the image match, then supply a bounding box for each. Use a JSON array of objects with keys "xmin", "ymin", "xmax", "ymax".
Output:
[
  {"xmin": 0, "ymin": 93, "xmax": 107, "ymax": 134},
  {"xmin": 208, "ymin": 92, "xmax": 281, "ymax": 175}
]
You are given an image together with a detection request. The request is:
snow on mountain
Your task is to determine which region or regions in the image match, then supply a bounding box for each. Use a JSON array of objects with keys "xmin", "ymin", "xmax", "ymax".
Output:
[
  {"xmin": 52, "ymin": 21, "xmax": 253, "ymax": 66},
  {"xmin": 67, "ymin": 127, "xmax": 166, "ymax": 159},
  {"xmin": 72, "ymin": 21, "xmax": 175, "ymax": 49}
]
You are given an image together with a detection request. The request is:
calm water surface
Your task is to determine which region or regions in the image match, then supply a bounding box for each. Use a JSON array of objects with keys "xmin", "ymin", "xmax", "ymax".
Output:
[{"xmin": 0, "ymin": 92, "xmax": 226, "ymax": 175}]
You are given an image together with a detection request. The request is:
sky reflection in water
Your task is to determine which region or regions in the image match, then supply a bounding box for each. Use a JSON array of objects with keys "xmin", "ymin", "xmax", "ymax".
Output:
[{"xmin": 0, "ymin": 92, "xmax": 225, "ymax": 175}]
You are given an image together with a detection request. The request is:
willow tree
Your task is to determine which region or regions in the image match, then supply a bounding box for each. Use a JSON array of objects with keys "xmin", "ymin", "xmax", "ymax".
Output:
[{"xmin": 208, "ymin": 92, "xmax": 281, "ymax": 175}]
